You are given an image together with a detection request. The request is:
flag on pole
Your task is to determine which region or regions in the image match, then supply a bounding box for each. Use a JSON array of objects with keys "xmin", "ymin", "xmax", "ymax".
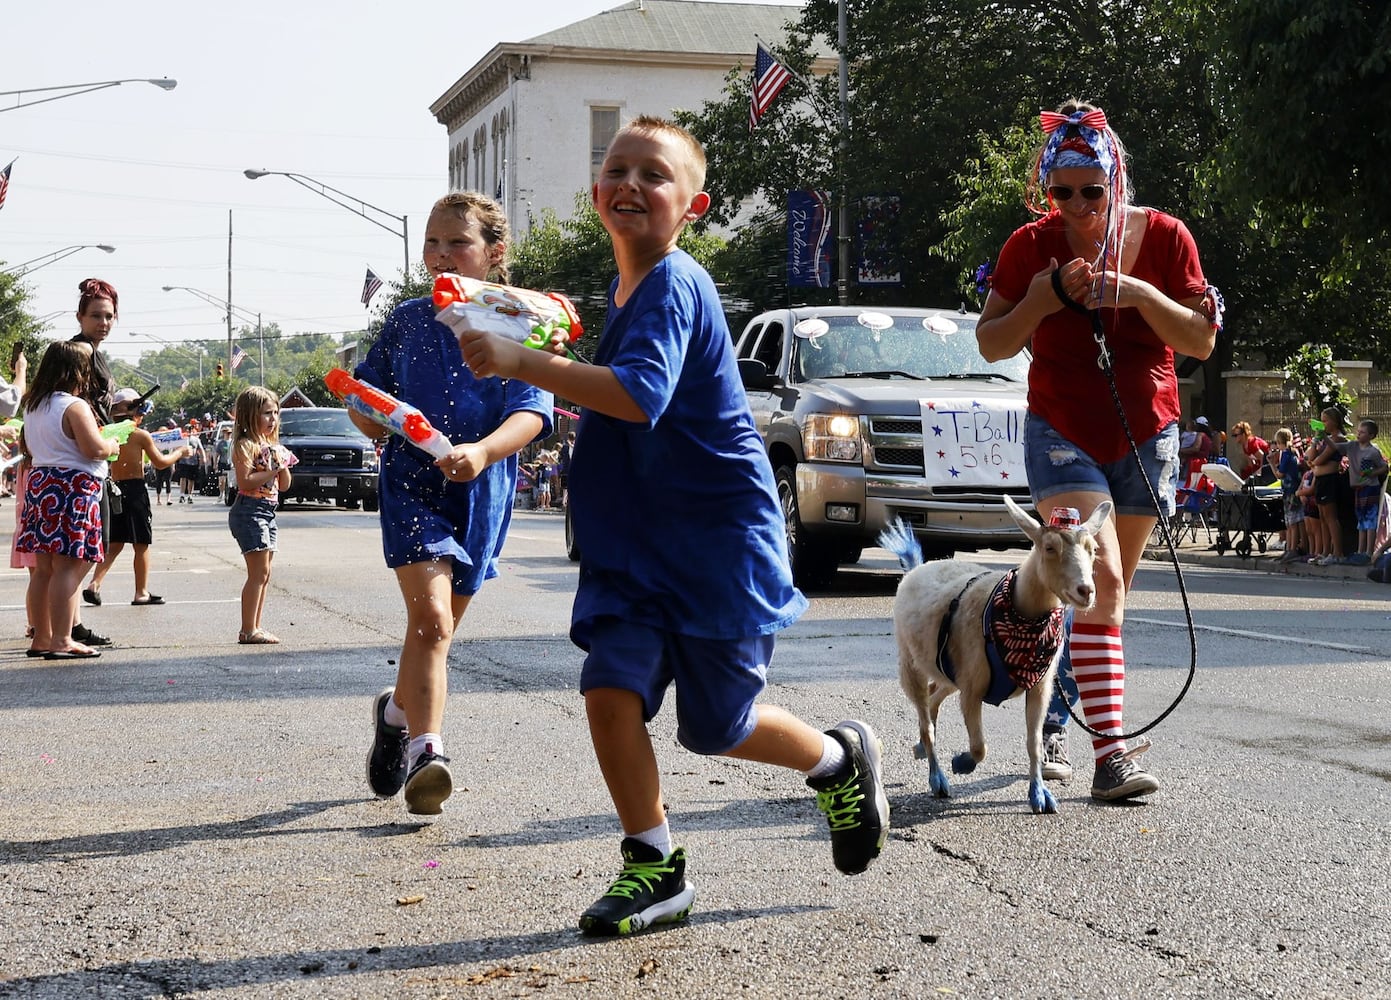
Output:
[
  {"xmin": 361, "ymin": 267, "xmax": 383, "ymax": 307},
  {"xmin": 231, "ymin": 345, "xmax": 248, "ymax": 370},
  {"xmin": 749, "ymin": 42, "xmax": 792, "ymax": 131},
  {"xmin": 0, "ymin": 159, "xmax": 14, "ymax": 212}
]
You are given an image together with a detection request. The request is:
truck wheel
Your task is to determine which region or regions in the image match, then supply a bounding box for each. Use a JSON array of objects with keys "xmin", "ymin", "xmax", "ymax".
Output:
[
  {"xmin": 364, "ymin": 495, "xmax": 380, "ymax": 513},
  {"xmin": 775, "ymin": 464, "xmax": 838, "ymax": 589},
  {"xmin": 564, "ymin": 502, "xmax": 581, "ymax": 562},
  {"xmin": 838, "ymin": 546, "xmax": 863, "ymax": 565}
]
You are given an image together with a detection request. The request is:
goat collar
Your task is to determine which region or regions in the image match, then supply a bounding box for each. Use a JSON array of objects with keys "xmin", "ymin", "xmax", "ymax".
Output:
[{"xmin": 935, "ymin": 570, "xmax": 1066, "ymax": 707}]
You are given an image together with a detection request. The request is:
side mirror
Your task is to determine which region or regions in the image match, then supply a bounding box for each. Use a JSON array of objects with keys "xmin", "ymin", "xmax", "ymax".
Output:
[{"xmin": 738, "ymin": 358, "xmax": 778, "ymax": 390}]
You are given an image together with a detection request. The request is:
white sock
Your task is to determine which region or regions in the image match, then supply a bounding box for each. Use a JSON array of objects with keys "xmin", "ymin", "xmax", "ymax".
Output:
[
  {"xmin": 407, "ymin": 733, "xmax": 443, "ymax": 771},
  {"xmin": 383, "ymin": 693, "xmax": 407, "ymax": 728},
  {"xmin": 803, "ymin": 733, "xmax": 848, "ymax": 779},
  {"xmin": 630, "ymin": 821, "xmax": 672, "ymax": 858}
]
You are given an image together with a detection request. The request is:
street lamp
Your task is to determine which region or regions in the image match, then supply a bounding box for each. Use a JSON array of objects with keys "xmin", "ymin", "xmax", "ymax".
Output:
[
  {"xmin": 0, "ymin": 78, "xmax": 176, "ymax": 114},
  {"xmin": 129, "ymin": 331, "xmax": 206, "ymax": 381},
  {"xmin": 2, "ymin": 244, "xmax": 115, "ymax": 276},
  {"xmin": 243, "ymin": 169, "xmax": 409, "ymax": 275},
  {"xmin": 162, "ymin": 285, "xmax": 264, "ymax": 385}
]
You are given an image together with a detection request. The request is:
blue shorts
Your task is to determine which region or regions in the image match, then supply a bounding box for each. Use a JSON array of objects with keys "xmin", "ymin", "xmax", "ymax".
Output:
[
  {"xmin": 579, "ymin": 618, "xmax": 772, "ymax": 755},
  {"xmin": 229, "ymin": 495, "xmax": 277, "ymax": 554},
  {"xmin": 1024, "ymin": 413, "xmax": 1178, "ymax": 518}
]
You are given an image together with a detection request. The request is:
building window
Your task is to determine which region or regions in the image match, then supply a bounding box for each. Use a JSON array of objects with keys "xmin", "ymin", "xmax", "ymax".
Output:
[{"xmin": 590, "ymin": 106, "xmax": 620, "ymax": 184}]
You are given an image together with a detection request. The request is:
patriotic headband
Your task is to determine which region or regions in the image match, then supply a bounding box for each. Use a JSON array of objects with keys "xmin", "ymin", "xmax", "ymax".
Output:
[{"xmin": 1038, "ymin": 109, "xmax": 1116, "ymax": 185}]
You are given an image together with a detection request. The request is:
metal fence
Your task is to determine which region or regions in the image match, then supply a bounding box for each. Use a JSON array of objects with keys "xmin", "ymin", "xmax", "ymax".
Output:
[{"xmin": 1260, "ymin": 379, "xmax": 1391, "ymax": 440}]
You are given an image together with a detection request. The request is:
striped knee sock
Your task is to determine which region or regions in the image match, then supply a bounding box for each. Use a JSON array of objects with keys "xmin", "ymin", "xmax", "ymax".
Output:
[{"xmin": 1069, "ymin": 622, "xmax": 1125, "ymax": 760}]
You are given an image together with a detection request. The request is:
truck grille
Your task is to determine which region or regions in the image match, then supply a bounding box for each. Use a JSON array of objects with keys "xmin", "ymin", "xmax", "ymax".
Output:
[
  {"xmin": 294, "ymin": 446, "xmax": 364, "ymax": 469},
  {"xmin": 867, "ymin": 417, "xmax": 925, "ymax": 473}
]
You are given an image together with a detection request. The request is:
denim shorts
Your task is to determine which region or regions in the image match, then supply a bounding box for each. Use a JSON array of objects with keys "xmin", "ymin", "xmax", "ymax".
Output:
[
  {"xmin": 229, "ymin": 495, "xmax": 277, "ymax": 554},
  {"xmin": 579, "ymin": 618, "xmax": 772, "ymax": 755},
  {"xmin": 1024, "ymin": 413, "xmax": 1178, "ymax": 518}
]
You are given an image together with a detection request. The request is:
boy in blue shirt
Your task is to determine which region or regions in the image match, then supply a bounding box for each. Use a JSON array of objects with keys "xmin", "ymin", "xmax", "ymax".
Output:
[{"xmin": 457, "ymin": 115, "xmax": 888, "ymax": 936}]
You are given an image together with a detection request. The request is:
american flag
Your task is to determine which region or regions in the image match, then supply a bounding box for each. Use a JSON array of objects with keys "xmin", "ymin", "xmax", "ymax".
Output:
[
  {"xmin": 749, "ymin": 42, "xmax": 792, "ymax": 131},
  {"xmin": 0, "ymin": 159, "xmax": 13, "ymax": 212},
  {"xmin": 361, "ymin": 266, "xmax": 383, "ymax": 308},
  {"xmin": 231, "ymin": 345, "xmax": 248, "ymax": 370}
]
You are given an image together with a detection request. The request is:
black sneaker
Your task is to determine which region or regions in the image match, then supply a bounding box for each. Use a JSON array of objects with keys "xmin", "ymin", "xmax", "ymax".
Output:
[
  {"xmin": 1091, "ymin": 742, "xmax": 1160, "ymax": 802},
  {"xmin": 1041, "ymin": 729, "xmax": 1073, "ymax": 782},
  {"xmin": 578, "ymin": 837, "xmax": 696, "ymax": 937},
  {"xmin": 403, "ymin": 750, "xmax": 453, "ymax": 815},
  {"xmin": 807, "ymin": 720, "xmax": 889, "ymax": 875},
  {"xmin": 366, "ymin": 689, "xmax": 408, "ymax": 798},
  {"xmin": 72, "ymin": 624, "xmax": 112, "ymax": 647}
]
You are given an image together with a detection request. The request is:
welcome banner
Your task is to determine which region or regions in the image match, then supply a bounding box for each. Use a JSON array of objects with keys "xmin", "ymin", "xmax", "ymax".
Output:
[{"xmin": 787, "ymin": 189, "xmax": 832, "ymax": 288}]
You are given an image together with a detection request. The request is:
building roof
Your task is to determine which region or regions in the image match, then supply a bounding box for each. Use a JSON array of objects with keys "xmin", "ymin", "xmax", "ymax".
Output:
[
  {"xmin": 431, "ymin": 1, "xmax": 830, "ymax": 125},
  {"xmin": 523, "ymin": 1, "xmax": 805, "ymax": 56}
]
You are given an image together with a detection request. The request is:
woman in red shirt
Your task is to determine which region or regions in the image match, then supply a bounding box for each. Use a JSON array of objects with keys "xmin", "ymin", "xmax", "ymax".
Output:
[
  {"xmin": 977, "ymin": 100, "xmax": 1219, "ymax": 804},
  {"xmin": 1231, "ymin": 421, "xmax": 1269, "ymax": 480}
]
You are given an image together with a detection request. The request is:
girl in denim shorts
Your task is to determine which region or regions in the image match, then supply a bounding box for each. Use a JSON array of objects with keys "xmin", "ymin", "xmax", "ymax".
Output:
[{"xmin": 227, "ymin": 387, "xmax": 292, "ymax": 644}]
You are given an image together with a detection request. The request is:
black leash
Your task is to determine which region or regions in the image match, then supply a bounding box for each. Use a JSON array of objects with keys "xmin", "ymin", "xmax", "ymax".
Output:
[{"xmin": 1050, "ymin": 275, "xmax": 1199, "ymax": 741}]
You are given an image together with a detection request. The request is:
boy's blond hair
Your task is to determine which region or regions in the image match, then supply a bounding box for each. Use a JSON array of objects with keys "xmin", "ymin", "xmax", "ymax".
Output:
[
  {"xmin": 613, "ymin": 114, "xmax": 707, "ymax": 192},
  {"xmin": 1274, "ymin": 428, "xmax": 1292, "ymax": 446}
]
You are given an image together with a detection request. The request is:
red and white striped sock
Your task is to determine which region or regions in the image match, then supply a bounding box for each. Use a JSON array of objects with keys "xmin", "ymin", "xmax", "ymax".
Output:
[{"xmin": 1069, "ymin": 622, "xmax": 1126, "ymax": 760}]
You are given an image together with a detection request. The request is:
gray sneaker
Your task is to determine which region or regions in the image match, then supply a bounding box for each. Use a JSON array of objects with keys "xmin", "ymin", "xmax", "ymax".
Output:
[
  {"xmin": 1041, "ymin": 730, "xmax": 1072, "ymax": 781},
  {"xmin": 1091, "ymin": 743, "xmax": 1160, "ymax": 802}
]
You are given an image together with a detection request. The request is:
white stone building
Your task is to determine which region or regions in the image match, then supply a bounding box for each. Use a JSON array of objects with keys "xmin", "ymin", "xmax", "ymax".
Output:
[{"xmin": 429, "ymin": 0, "xmax": 823, "ymax": 235}]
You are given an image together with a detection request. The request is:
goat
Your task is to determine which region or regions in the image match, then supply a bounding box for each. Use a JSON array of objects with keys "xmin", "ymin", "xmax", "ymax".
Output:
[{"xmin": 878, "ymin": 495, "xmax": 1111, "ymax": 814}]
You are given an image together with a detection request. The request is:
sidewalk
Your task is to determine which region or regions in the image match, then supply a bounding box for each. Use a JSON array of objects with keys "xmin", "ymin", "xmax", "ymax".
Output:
[{"xmin": 1143, "ymin": 522, "xmax": 1379, "ymax": 581}]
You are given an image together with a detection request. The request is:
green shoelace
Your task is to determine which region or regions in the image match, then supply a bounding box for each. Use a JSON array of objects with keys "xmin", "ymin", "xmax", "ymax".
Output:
[{"xmin": 815, "ymin": 768, "xmax": 866, "ymax": 831}]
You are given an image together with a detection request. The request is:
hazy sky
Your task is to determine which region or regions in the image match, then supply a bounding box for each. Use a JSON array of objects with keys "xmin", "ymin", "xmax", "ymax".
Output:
[{"xmin": 1, "ymin": 0, "xmax": 800, "ymax": 370}]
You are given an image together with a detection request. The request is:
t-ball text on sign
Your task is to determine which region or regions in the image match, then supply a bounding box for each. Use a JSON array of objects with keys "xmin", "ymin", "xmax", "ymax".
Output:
[{"xmin": 919, "ymin": 399, "xmax": 1027, "ymax": 487}]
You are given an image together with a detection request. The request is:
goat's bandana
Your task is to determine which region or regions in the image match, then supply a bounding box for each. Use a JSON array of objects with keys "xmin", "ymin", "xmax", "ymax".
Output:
[{"xmin": 981, "ymin": 569, "xmax": 1066, "ymax": 706}]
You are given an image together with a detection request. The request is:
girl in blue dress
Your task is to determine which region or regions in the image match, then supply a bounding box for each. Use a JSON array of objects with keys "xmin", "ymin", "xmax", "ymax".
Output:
[{"xmin": 354, "ymin": 192, "xmax": 553, "ymax": 815}]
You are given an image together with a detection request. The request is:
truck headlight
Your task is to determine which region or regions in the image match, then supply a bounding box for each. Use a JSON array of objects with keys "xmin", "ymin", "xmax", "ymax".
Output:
[{"xmin": 802, "ymin": 413, "xmax": 861, "ymax": 463}]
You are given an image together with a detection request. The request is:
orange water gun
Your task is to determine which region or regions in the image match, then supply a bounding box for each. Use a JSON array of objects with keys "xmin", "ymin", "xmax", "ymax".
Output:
[{"xmin": 324, "ymin": 368, "xmax": 453, "ymax": 460}]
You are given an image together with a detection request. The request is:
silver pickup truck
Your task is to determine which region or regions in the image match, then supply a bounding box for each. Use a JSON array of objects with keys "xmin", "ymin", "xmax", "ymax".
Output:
[{"xmin": 733, "ymin": 305, "xmax": 1031, "ymax": 588}]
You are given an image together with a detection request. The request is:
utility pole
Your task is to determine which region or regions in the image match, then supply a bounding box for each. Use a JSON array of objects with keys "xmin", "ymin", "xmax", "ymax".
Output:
[
  {"xmin": 226, "ymin": 210, "xmax": 234, "ymax": 376},
  {"xmin": 836, "ymin": 0, "xmax": 851, "ymax": 307}
]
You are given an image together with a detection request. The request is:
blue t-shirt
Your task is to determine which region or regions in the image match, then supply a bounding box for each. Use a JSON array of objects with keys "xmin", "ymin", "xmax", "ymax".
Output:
[
  {"xmin": 1278, "ymin": 448, "xmax": 1301, "ymax": 496},
  {"xmin": 356, "ymin": 297, "xmax": 551, "ymax": 592},
  {"xmin": 569, "ymin": 250, "xmax": 806, "ymax": 643}
]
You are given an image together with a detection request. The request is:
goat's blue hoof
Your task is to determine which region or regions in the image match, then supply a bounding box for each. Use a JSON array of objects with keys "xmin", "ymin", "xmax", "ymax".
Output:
[
  {"xmin": 928, "ymin": 766, "xmax": 952, "ymax": 798},
  {"xmin": 1028, "ymin": 779, "xmax": 1058, "ymax": 814},
  {"xmin": 951, "ymin": 751, "xmax": 978, "ymax": 775}
]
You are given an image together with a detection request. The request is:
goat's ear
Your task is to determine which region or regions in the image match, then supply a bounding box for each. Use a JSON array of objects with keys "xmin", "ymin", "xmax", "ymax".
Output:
[
  {"xmin": 1003, "ymin": 494, "xmax": 1043, "ymax": 544},
  {"xmin": 1082, "ymin": 500, "xmax": 1114, "ymax": 535}
]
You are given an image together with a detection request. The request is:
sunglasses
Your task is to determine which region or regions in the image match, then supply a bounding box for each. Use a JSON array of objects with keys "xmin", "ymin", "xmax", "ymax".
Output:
[{"xmin": 1047, "ymin": 184, "xmax": 1107, "ymax": 202}]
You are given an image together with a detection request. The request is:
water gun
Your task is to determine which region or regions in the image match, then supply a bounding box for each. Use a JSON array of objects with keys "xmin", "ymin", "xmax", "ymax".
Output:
[
  {"xmin": 99, "ymin": 419, "xmax": 137, "ymax": 461},
  {"xmin": 431, "ymin": 273, "xmax": 582, "ymax": 352},
  {"xmin": 323, "ymin": 368, "xmax": 453, "ymax": 460}
]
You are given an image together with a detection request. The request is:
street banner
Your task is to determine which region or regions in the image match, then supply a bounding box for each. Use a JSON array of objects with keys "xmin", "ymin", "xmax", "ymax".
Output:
[
  {"xmin": 919, "ymin": 397, "xmax": 1026, "ymax": 488},
  {"xmin": 857, "ymin": 194, "xmax": 902, "ymax": 286},
  {"xmin": 787, "ymin": 189, "xmax": 832, "ymax": 288}
]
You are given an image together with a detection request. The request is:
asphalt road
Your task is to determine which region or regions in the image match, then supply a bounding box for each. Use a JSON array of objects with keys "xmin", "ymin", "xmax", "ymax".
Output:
[{"xmin": 2, "ymin": 500, "xmax": 1389, "ymax": 999}]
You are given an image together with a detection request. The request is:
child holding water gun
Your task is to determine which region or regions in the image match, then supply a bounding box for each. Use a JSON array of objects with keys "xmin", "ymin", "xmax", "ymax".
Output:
[
  {"xmin": 228, "ymin": 386, "xmax": 293, "ymax": 644},
  {"xmin": 457, "ymin": 117, "xmax": 887, "ymax": 936},
  {"xmin": 15, "ymin": 341, "xmax": 120, "ymax": 659},
  {"xmin": 354, "ymin": 191, "xmax": 552, "ymax": 817}
]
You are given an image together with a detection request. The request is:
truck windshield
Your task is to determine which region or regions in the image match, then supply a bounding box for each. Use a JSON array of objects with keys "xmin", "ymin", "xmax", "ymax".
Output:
[{"xmin": 793, "ymin": 313, "xmax": 1028, "ymax": 383}]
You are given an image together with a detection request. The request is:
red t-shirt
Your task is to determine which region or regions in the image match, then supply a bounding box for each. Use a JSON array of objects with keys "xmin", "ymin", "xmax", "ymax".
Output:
[{"xmin": 992, "ymin": 209, "xmax": 1208, "ymax": 463}]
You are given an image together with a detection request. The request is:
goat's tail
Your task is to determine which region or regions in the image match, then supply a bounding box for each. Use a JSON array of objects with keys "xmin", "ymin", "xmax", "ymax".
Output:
[{"xmin": 877, "ymin": 517, "xmax": 923, "ymax": 571}]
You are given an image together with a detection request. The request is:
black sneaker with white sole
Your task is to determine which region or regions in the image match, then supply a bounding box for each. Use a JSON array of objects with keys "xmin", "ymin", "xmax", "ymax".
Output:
[
  {"xmin": 366, "ymin": 689, "xmax": 409, "ymax": 798},
  {"xmin": 807, "ymin": 720, "xmax": 889, "ymax": 875},
  {"xmin": 403, "ymin": 750, "xmax": 453, "ymax": 815},
  {"xmin": 1042, "ymin": 729, "xmax": 1073, "ymax": 782},
  {"xmin": 578, "ymin": 837, "xmax": 696, "ymax": 937},
  {"xmin": 1091, "ymin": 745, "xmax": 1160, "ymax": 801}
]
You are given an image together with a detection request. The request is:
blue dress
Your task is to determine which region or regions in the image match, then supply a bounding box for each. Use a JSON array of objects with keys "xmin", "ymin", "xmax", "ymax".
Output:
[
  {"xmin": 569, "ymin": 250, "xmax": 806, "ymax": 644},
  {"xmin": 356, "ymin": 297, "xmax": 552, "ymax": 594}
]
